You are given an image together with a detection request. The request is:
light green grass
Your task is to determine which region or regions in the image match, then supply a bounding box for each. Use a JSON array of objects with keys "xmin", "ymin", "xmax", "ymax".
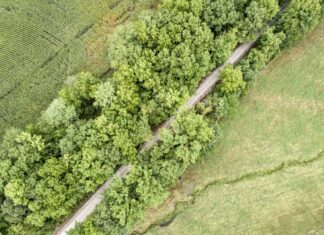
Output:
[
  {"xmin": 133, "ymin": 21, "xmax": 324, "ymax": 234},
  {"xmin": 149, "ymin": 153, "xmax": 324, "ymax": 235},
  {"xmin": 0, "ymin": 0, "xmax": 156, "ymax": 137}
]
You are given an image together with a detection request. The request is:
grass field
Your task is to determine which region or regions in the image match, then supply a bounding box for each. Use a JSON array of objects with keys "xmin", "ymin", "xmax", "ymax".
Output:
[
  {"xmin": 132, "ymin": 21, "xmax": 324, "ymax": 234},
  {"xmin": 0, "ymin": 0, "xmax": 156, "ymax": 137}
]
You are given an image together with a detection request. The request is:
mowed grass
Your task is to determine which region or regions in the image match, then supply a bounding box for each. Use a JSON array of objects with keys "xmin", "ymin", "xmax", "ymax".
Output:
[
  {"xmin": 0, "ymin": 0, "xmax": 156, "ymax": 137},
  {"xmin": 133, "ymin": 21, "xmax": 324, "ymax": 234}
]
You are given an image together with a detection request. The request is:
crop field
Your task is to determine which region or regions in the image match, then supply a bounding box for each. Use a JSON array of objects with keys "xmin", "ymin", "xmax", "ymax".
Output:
[
  {"xmin": 133, "ymin": 21, "xmax": 324, "ymax": 234},
  {"xmin": 0, "ymin": 0, "xmax": 156, "ymax": 137}
]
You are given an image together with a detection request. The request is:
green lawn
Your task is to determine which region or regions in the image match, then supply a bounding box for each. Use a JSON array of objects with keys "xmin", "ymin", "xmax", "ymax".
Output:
[
  {"xmin": 0, "ymin": 0, "xmax": 155, "ymax": 137},
  {"xmin": 133, "ymin": 21, "xmax": 324, "ymax": 234}
]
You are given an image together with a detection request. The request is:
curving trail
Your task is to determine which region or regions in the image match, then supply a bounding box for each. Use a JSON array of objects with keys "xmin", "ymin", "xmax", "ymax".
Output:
[{"xmin": 54, "ymin": 40, "xmax": 255, "ymax": 235}]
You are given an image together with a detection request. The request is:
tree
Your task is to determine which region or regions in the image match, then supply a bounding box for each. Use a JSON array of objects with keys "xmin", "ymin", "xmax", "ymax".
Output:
[
  {"xmin": 161, "ymin": 0, "xmax": 204, "ymax": 17},
  {"xmin": 93, "ymin": 81, "xmax": 116, "ymax": 108},
  {"xmin": 41, "ymin": 98, "xmax": 77, "ymax": 128},
  {"xmin": 276, "ymin": 0, "xmax": 321, "ymax": 47},
  {"xmin": 239, "ymin": 28, "xmax": 285, "ymax": 81},
  {"xmin": 238, "ymin": 0, "xmax": 279, "ymax": 41},
  {"xmin": 202, "ymin": 0, "xmax": 240, "ymax": 33},
  {"xmin": 107, "ymin": 6, "xmax": 214, "ymax": 126},
  {"xmin": 211, "ymin": 29, "xmax": 238, "ymax": 66},
  {"xmin": 219, "ymin": 65, "xmax": 246, "ymax": 95},
  {"xmin": 4, "ymin": 179, "xmax": 27, "ymax": 206},
  {"xmin": 59, "ymin": 72, "xmax": 99, "ymax": 118}
]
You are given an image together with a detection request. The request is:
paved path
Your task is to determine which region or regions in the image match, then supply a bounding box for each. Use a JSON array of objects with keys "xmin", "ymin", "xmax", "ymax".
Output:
[
  {"xmin": 54, "ymin": 41, "xmax": 255, "ymax": 235},
  {"xmin": 142, "ymin": 41, "xmax": 255, "ymax": 150},
  {"xmin": 54, "ymin": 165, "xmax": 131, "ymax": 235}
]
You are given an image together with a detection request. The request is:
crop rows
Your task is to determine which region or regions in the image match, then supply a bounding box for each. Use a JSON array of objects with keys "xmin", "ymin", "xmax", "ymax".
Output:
[{"xmin": 0, "ymin": 0, "xmax": 150, "ymax": 137}]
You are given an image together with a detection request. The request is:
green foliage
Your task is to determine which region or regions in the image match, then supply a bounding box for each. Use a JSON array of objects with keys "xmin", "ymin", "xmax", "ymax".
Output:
[
  {"xmin": 93, "ymin": 81, "xmax": 116, "ymax": 108},
  {"xmin": 202, "ymin": 0, "xmax": 240, "ymax": 33},
  {"xmin": 276, "ymin": 0, "xmax": 321, "ymax": 48},
  {"xmin": 0, "ymin": 0, "xmax": 154, "ymax": 137},
  {"xmin": 142, "ymin": 24, "xmax": 324, "ymax": 233},
  {"xmin": 1, "ymin": 199, "xmax": 26, "ymax": 225},
  {"xmin": 73, "ymin": 111, "xmax": 214, "ymax": 234},
  {"xmin": 41, "ymin": 98, "xmax": 77, "ymax": 128},
  {"xmin": 219, "ymin": 65, "xmax": 246, "ymax": 95},
  {"xmin": 1, "ymin": 0, "xmax": 321, "ymax": 233},
  {"xmin": 59, "ymin": 72, "xmax": 99, "ymax": 118},
  {"xmin": 202, "ymin": 0, "xmax": 279, "ymax": 41},
  {"xmin": 0, "ymin": 131, "xmax": 47, "ymax": 231},
  {"xmin": 238, "ymin": 0, "xmax": 279, "ymax": 41},
  {"xmin": 196, "ymin": 93, "xmax": 235, "ymax": 121},
  {"xmin": 239, "ymin": 28, "xmax": 285, "ymax": 81},
  {"xmin": 4, "ymin": 180, "xmax": 27, "ymax": 207},
  {"xmin": 160, "ymin": 0, "xmax": 204, "ymax": 17},
  {"xmin": 212, "ymin": 29, "xmax": 238, "ymax": 66},
  {"xmin": 107, "ymin": 4, "xmax": 214, "ymax": 125},
  {"xmin": 0, "ymin": 105, "xmax": 125, "ymax": 232}
]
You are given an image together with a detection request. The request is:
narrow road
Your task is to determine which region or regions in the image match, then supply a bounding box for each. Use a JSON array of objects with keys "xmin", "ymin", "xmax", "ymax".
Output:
[
  {"xmin": 54, "ymin": 41, "xmax": 255, "ymax": 235},
  {"xmin": 142, "ymin": 41, "xmax": 255, "ymax": 150},
  {"xmin": 54, "ymin": 165, "xmax": 131, "ymax": 234}
]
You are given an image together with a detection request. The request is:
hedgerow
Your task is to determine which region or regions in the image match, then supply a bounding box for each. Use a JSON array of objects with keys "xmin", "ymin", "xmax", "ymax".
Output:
[
  {"xmin": 239, "ymin": 0, "xmax": 322, "ymax": 81},
  {"xmin": 69, "ymin": 110, "xmax": 215, "ymax": 235},
  {"xmin": 70, "ymin": 0, "xmax": 323, "ymax": 234},
  {"xmin": 239, "ymin": 27, "xmax": 286, "ymax": 81},
  {"xmin": 276, "ymin": 0, "xmax": 321, "ymax": 48},
  {"xmin": 0, "ymin": 0, "xmax": 322, "ymax": 234}
]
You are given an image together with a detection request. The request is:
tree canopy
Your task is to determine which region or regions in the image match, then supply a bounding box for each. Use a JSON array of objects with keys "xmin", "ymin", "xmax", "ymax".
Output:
[{"xmin": 0, "ymin": 0, "xmax": 321, "ymax": 233}]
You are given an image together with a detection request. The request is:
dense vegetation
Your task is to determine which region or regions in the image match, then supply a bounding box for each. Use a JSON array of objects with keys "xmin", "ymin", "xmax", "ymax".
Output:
[
  {"xmin": 0, "ymin": 0, "xmax": 322, "ymax": 234},
  {"xmin": 70, "ymin": 0, "xmax": 322, "ymax": 234},
  {"xmin": 140, "ymin": 21, "xmax": 324, "ymax": 234},
  {"xmin": 0, "ymin": 0, "xmax": 156, "ymax": 137}
]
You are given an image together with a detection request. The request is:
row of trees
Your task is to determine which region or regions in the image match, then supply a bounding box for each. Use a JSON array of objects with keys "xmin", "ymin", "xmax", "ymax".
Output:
[
  {"xmin": 0, "ymin": 0, "xmax": 322, "ymax": 234},
  {"xmin": 239, "ymin": 0, "xmax": 322, "ymax": 81},
  {"xmin": 70, "ymin": 110, "xmax": 215, "ymax": 235},
  {"xmin": 69, "ymin": 0, "xmax": 323, "ymax": 234}
]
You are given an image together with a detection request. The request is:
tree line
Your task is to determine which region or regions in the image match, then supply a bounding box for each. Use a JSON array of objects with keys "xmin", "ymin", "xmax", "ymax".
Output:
[{"xmin": 0, "ymin": 0, "xmax": 322, "ymax": 234}]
